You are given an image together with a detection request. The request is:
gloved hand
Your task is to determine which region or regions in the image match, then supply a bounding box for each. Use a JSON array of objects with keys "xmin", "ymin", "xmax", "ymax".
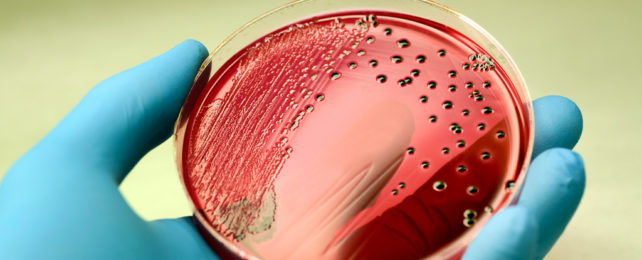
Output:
[
  {"xmin": 0, "ymin": 40, "xmax": 217, "ymax": 259},
  {"xmin": 0, "ymin": 40, "xmax": 584, "ymax": 260}
]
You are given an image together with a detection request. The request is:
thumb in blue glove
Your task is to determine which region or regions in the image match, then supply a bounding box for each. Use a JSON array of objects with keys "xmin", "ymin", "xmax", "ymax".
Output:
[{"xmin": 0, "ymin": 40, "xmax": 217, "ymax": 259}]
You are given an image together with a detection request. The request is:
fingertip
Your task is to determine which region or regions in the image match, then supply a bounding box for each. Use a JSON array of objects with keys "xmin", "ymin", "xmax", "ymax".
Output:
[
  {"xmin": 152, "ymin": 39, "xmax": 209, "ymax": 77},
  {"xmin": 520, "ymin": 148, "xmax": 585, "ymax": 258},
  {"xmin": 464, "ymin": 206, "xmax": 538, "ymax": 260},
  {"xmin": 180, "ymin": 39, "xmax": 208, "ymax": 53},
  {"xmin": 532, "ymin": 95, "xmax": 583, "ymax": 157},
  {"xmin": 530, "ymin": 148, "xmax": 586, "ymax": 195},
  {"xmin": 105, "ymin": 39, "xmax": 208, "ymax": 99},
  {"xmin": 174, "ymin": 39, "xmax": 209, "ymax": 64},
  {"xmin": 552, "ymin": 148, "xmax": 585, "ymax": 180}
]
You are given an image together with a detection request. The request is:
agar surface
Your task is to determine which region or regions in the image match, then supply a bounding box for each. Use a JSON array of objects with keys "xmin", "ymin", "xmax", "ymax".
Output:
[{"xmin": 179, "ymin": 11, "xmax": 528, "ymax": 259}]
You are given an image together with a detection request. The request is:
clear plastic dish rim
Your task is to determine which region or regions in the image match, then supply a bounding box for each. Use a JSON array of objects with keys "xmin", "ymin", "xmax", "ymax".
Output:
[{"xmin": 173, "ymin": 0, "xmax": 535, "ymax": 259}]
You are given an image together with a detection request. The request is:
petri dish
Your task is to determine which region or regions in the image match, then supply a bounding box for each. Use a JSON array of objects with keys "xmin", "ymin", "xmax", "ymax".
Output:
[{"xmin": 174, "ymin": 0, "xmax": 534, "ymax": 259}]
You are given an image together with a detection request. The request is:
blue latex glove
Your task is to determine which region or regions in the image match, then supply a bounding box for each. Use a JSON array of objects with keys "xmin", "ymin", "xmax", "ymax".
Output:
[
  {"xmin": 0, "ymin": 40, "xmax": 216, "ymax": 259},
  {"xmin": 0, "ymin": 40, "xmax": 584, "ymax": 259}
]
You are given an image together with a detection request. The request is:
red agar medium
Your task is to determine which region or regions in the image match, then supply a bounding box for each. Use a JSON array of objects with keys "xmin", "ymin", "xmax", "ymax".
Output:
[{"xmin": 175, "ymin": 5, "xmax": 532, "ymax": 260}]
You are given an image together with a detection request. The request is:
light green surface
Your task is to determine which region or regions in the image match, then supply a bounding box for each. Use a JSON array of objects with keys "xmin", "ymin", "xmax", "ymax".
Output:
[{"xmin": 1, "ymin": 0, "xmax": 640, "ymax": 258}]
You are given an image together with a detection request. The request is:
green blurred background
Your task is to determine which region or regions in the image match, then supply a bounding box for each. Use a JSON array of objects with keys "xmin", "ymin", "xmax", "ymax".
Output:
[{"xmin": 1, "ymin": 0, "xmax": 640, "ymax": 258}]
